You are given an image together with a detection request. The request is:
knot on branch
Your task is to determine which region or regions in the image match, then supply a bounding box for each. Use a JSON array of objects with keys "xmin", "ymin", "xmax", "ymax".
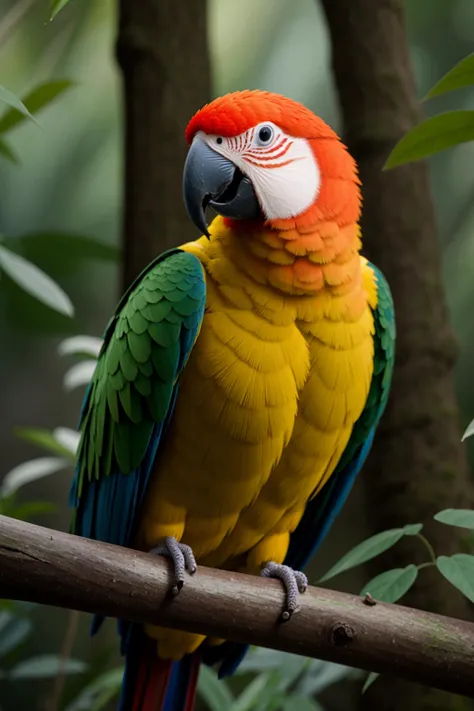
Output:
[{"xmin": 331, "ymin": 621, "xmax": 355, "ymax": 647}]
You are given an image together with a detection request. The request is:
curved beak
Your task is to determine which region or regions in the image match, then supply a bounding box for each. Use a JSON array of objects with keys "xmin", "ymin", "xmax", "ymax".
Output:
[{"xmin": 183, "ymin": 137, "xmax": 260, "ymax": 237}]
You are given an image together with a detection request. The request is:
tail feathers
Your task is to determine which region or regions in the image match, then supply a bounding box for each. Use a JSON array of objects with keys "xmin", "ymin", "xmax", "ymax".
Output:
[{"xmin": 118, "ymin": 627, "xmax": 200, "ymax": 711}]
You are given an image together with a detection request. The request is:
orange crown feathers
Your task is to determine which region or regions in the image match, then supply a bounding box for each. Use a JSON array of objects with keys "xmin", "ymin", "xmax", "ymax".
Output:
[
  {"xmin": 185, "ymin": 90, "xmax": 338, "ymax": 144},
  {"xmin": 185, "ymin": 90, "xmax": 361, "ymax": 231}
]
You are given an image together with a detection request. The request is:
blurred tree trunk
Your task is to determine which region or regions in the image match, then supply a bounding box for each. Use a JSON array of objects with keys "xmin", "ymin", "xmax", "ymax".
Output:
[
  {"xmin": 116, "ymin": 0, "xmax": 211, "ymax": 290},
  {"xmin": 319, "ymin": 1, "xmax": 474, "ymax": 709}
]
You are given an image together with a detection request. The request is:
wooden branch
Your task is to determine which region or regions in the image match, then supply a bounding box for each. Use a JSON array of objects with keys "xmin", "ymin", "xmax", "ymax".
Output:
[{"xmin": 1, "ymin": 516, "xmax": 473, "ymax": 697}]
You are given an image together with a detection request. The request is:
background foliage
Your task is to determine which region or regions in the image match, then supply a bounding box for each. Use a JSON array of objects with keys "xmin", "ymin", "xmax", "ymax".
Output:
[{"xmin": 2, "ymin": 1, "xmax": 474, "ymax": 710}]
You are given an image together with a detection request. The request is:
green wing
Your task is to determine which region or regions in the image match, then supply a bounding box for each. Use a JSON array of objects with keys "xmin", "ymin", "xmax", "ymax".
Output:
[{"xmin": 69, "ymin": 248, "xmax": 206, "ymax": 547}]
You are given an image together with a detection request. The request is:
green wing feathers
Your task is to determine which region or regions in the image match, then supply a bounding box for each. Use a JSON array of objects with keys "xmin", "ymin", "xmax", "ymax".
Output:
[{"xmin": 74, "ymin": 249, "xmax": 206, "ymax": 501}]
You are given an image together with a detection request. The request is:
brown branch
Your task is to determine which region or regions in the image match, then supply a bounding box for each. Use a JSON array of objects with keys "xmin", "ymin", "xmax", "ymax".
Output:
[{"xmin": 1, "ymin": 516, "xmax": 474, "ymax": 697}]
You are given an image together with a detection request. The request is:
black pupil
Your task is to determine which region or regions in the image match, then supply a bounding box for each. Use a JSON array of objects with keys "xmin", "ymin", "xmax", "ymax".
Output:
[
  {"xmin": 258, "ymin": 126, "xmax": 272, "ymax": 143},
  {"xmin": 216, "ymin": 137, "xmax": 223, "ymax": 144}
]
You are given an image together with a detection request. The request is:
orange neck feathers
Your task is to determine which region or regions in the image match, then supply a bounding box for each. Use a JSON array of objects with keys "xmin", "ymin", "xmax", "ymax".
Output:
[{"xmin": 222, "ymin": 135, "xmax": 362, "ymax": 296}]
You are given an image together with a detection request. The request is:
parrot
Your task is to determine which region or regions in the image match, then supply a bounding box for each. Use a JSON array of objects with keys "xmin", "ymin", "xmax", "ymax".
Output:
[{"xmin": 69, "ymin": 90, "xmax": 395, "ymax": 711}]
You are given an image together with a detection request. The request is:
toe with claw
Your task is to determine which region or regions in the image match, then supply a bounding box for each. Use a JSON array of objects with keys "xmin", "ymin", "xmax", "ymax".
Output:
[
  {"xmin": 150, "ymin": 536, "xmax": 197, "ymax": 596},
  {"xmin": 261, "ymin": 561, "xmax": 308, "ymax": 621}
]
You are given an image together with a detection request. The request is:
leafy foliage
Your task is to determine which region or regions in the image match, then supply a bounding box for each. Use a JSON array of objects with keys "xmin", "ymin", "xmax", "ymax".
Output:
[
  {"xmin": 434, "ymin": 508, "xmax": 474, "ymax": 529},
  {"xmin": 425, "ymin": 54, "xmax": 474, "ymax": 99},
  {"xmin": 384, "ymin": 111, "xmax": 474, "ymax": 169},
  {"xmin": 0, "ymin": 244, "xmax": 74, "ymax": 316},
  {"xmin": 0, "ymin": 86, "xmax": 36, "ymax": 126},
  {"xmin": 436, "ymin": 554, "xmax": 474, "ymax": 603},
  {"xmin": 360, "ymin": 565, "xmax": 418, "ymax": 604},
  {"xmin": 49, "ymin": 0, "xmax": 73, "ymax": 22},
  {"xmin": 385, "ymin": 52, "xmax": 474, "ymax": 168},
  {"xmin": 319, "ymin": 524, "xmax": 422, "ymax": 582},
  {"xmin": 0, "ymin": 81, "xmax": 74, "ymax": 135},
  {"xmin": 462, "ymin": 419, "xmax": 474, "ymax": 442}
]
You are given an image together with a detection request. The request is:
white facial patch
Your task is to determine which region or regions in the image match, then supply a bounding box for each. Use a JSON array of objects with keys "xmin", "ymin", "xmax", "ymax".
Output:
[{"xmin": 196, "ymin": 122, "xmax": 320, "ymax": 220}]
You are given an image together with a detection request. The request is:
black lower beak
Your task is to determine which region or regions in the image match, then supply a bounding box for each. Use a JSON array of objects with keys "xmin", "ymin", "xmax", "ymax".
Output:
[{"xmin": 183, "ymin": 138, "xmax": 261, "ymax": 237}]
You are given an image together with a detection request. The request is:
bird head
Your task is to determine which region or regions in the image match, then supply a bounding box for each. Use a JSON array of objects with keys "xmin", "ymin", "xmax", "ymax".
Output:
[{"xmin": 183, "ymin": 90, "xmax": 360, "ymax": 237}]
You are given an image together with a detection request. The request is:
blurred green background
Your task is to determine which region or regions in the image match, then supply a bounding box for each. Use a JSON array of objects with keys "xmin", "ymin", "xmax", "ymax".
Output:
[{"xmin": 1, "ymin": 0, "xmax": 474, "ymax": 709}]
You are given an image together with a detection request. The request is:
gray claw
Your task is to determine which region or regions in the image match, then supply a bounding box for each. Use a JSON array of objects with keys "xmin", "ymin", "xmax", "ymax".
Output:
[
  {"xmin": 261, "ymin": 561, "xmax": 308, "ymax": 621},
  {"xmin": 150, "ymin": 536, "xmax": 197, "ymax": 595}
]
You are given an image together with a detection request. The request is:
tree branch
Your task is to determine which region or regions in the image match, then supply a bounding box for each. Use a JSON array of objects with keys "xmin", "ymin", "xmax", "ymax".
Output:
[{"xmin": 1, "ymin": 516, "xmax": 473, "ymax": 697}]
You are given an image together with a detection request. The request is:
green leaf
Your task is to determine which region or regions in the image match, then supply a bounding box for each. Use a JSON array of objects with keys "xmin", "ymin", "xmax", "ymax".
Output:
[
  {"xmin": 384, "ymin": 111, "xmax": 474, "ymax": 169},
  {"xmin": 401, "ymin": 523, "xmax": 423, "ymax": 536},
  {"xmin": 6, "ymin": 500, "xmax": 57, "ymax": 522},
  {"xmin": 434, "ymin": 509, "xmax": 474, "ymax": 530},
  {"xmin": 0, "ymin": 137, "xmax": 18, "ymax": 164},
  {"xmin": 425, "ymin": 54, "xmax": 474, "ymax": 99},
  {"xmin": 0, "ymin": 85, "xmax": 37, "ymax": 126},
  {"xmin": 230, "ymin": 674, "xmax": 271, "ymax": 711},
  {"xmin": 0, "ymin": 457, "xmax": 70, "ymax": 497},
  {"xmin": 360, "ymin": 565, "xmax": 418, "ymax": 603},
  {"xmin": 49, "ymin": 0, "xmax": 72, "ymax": 21},
  {"xmin": 319, "ymin": 527, "xmax": 418, "ymax": 582},
  {"xmin": 462, "ymin": 419, "xmax": 474, "ymax": 442},
  {"xmin": 53, "ymin": 427, "xmax": 80, "ymax": 455},
  {"xmin": 298, "ymin": 661, "xmax": 356, "ymax": 696},
  {"xmin": 9, "ymin": 655, "xmax": 87, "ymax": 679},
  {"xmin": 437, "ymin": 554, "xmax": 474, "ymax": 603},
  {"xmin": 64, "ymin": 667, "xmax": 124, "ymax": 711},
  {"xmin": 3, "ymin": 233, "xmax": 120, "ymax": 266},
  {"xmin": 0, "ymin": 614, "xmax": 32, "ymax": 656},
  {"xmin": 362, "ymin": 672, "xmax": 380, "ymax": 694},
  {"xmin": 0, "ymin": 245, "xmax": 74, "ymax": 316},
  {"xmin": 64, "ymin": 361, "xmax": 97, "ymax": 390},
  {"xmin": 14, "ymin": 427, "xmax": 76, "ymax": 459},
  {"xmin": 0, "ymin": 81, "xmax": 74, "ymax": 135},
  {"xmin": 282, "ymin": 697, "xmax": 325, "ymax": 711},
  {"xmin": 198, "ymin": 666, "xmax": 235, "ymax": 711},
  {"xmin": 59, "ymin": 335, "xmax": 102, "ymax": 358}
]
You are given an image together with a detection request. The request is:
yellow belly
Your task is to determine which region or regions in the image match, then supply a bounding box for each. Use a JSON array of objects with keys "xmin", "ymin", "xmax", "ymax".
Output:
[
  {"xmin": 138, "ymin": 293, "xmax": 310, "ymax": 561},
  {"xmin": 137, "ymin": 235, "xmax": 375, "ymax": 659}
]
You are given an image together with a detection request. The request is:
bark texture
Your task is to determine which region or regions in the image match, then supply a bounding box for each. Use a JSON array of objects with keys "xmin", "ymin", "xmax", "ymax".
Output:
[
  {"xmin": 2, "ymin": 515, "xmax": 474, "ymax": 697},
  {"xmin": 116, "ymin": 0, "xmax": 211, "ymax": 289},
  {"xmin": 319, "ymin": 1, "xmax": 474, "ymax": 709}
]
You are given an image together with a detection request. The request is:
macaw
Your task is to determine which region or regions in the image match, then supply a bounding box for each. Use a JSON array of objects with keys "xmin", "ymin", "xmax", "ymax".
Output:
[{"xmin": 70, "ymin": 90, "xmax": 395, "ymax": 711}]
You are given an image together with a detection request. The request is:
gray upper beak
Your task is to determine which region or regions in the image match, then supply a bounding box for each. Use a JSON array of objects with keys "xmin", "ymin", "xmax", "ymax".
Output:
[{"xmin": 182, "ymin": 137, "xmax": 260, "ymax": 237}]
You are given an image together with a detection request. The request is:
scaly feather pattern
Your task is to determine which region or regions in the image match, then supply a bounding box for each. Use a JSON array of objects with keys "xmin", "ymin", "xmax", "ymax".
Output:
[
  {"xmin": 69, "ymin": 248, "xmax": 206, "ymax": 707},
  {"xmin": 203, "ymin": 261, "xmax": 395, "ymax": 678}
]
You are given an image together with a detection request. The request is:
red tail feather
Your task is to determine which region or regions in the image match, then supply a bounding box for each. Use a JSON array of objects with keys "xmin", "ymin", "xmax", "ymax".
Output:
[{"xmin": 121, "ymin": 630, "xmax": 200, "ymax": 711}]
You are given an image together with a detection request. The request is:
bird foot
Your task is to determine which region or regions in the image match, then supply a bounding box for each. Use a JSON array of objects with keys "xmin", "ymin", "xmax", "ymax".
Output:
[
  {"xmin": 150, "ymin": 537, "xmax": 197, "ymax": 596},
  {"xmin": 261, "ymin": 561, "xmax": 308, "ymax": 621}
]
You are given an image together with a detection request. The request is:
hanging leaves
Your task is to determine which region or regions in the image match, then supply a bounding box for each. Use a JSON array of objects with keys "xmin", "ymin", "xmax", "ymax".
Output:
[
  {"xmin": 0, "ymin": 457, "xmax": 70, "ymax": 497},
  {"xmin": 360, "ymin": 565, "xmax": 418, "ymax": 604},
  {"xmin": 319, "ymin": 524, "xmax": 422, "ymax": 582},
  {"xmin": 49, "ymin": 0, "xmax": 73, "ymax": 21},
  {"xmin": 425, "ymin": 54, "xmax": 474, "ymax": 99},
  {"xmin": 434, "ymin": 509, "xmax": 474, "ymax": 530},
  {"xmin": 384, "ymin": 111, "xmax": 474, "ymax": 169},
  {"xmin": 0, "ymin": 80, "xmax": 74, "ymax": 134},
  {"xmin": 0, "ymin": 85, "xmax": 37, "ymax": 126},
  {"xmin": 436, "ymin": 554, "xmax": 474, "ymax": 603},
  {"xmin": 0, "ymin": 245, "xmax": 74, "ymax": 316}
]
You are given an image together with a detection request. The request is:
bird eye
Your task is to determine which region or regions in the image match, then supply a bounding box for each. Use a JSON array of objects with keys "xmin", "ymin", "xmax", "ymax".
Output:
[
  {"xmin": 216, "ymin": 137, "xmax": 223, "ymax": 145},
  {"xmin": 257, "ymin": 125, "xmax": 273, "ymax": 145}
]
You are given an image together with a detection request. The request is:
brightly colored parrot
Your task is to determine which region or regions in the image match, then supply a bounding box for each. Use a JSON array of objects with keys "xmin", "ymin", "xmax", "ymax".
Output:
[{"xmin": 70, "ymin": 90, "xmax": 395, "ymax": 711}]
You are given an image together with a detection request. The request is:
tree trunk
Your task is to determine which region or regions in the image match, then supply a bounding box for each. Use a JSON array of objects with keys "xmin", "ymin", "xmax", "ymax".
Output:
[
  {"xmin": 116, "ymin": 0, "xmax": 211, "ymax": 290},
  {"xmin": 319, "ymin": 1, "xmax": 474, "ymax": 709}
]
